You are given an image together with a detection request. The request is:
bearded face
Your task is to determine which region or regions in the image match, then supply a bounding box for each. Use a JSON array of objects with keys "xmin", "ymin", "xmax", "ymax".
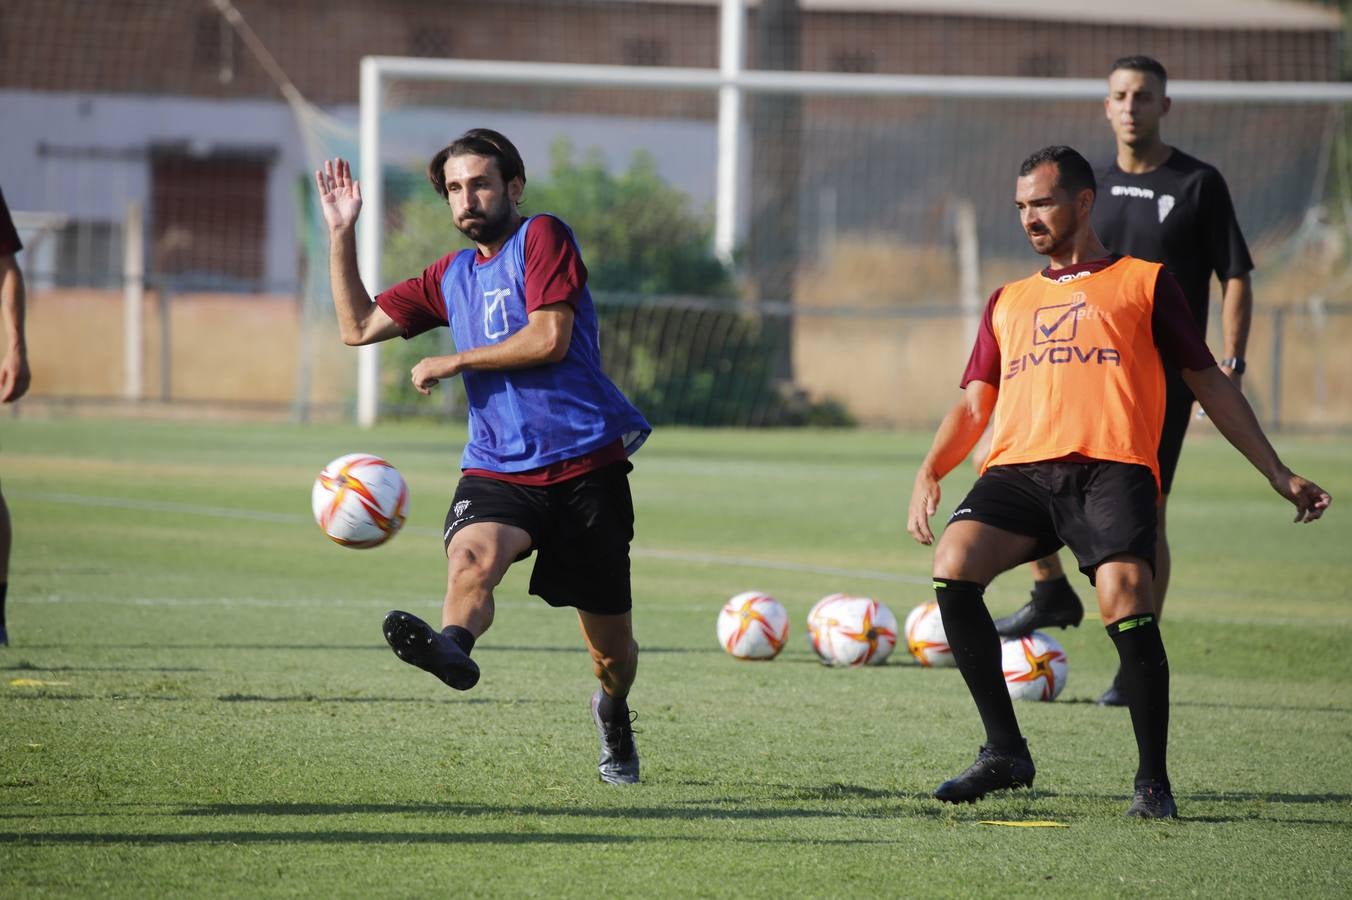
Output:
[{"xmin": 441, "ymin": 154, "xmax": 521, "ymax": 247}]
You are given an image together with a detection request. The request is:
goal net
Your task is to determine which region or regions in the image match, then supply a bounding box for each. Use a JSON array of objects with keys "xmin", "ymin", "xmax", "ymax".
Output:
[
  {"xmin": 340, "ymin": 58, "xmax": 1352, "ymax": 428},
  {"xmin": 6, "ymin": 0, "xmax": 1351, "ymax": 429}
]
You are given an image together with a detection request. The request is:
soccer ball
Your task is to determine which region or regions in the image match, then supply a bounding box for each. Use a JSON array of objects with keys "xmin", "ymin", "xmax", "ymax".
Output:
[
  {"xmin": 806, "ymin": 592, "xmax": 853, "ymax": 663},
  {"xmin": 311, "ymin": 453, "xmax": 409, "ymax": 549},
  {"xmin": 903, "ymin": 601, "xmax": 956, "ymax": 668},
  {"xmin": 717, "ymin": 591, "xmax": 790, "ymax": 660},
  {"xmin": 812, "ymin": 595, "xmax": 899, "ymax": 667},
  {"xmin": 1001, "ymin": 632, "xmax": 1070, "ymax": 701}
]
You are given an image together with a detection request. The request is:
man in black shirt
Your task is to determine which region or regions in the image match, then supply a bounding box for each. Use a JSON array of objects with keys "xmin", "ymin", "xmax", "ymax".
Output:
[
  {"xmin": 0, "ymin": 186, "xmax": 31, "ymax": 647},
  {"xmin": 993, "ymin": 56, "xmax": 1255, "ymax": 707}
]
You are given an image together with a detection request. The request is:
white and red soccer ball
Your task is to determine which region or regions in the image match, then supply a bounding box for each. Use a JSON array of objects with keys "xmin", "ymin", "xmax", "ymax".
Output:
[
  {"xmin": 806, "ymin": 592, "xmax": 852, "ymax": 663},
  {"xmin": 717, "ymin": 591, "xmax": 790, "ymax": 660},
  {"xmin": 807, "ymin": 594, "xmax": 898, "ymax": 667},
  {"xmin": 1001, "ymin": 631, "xmax": 1070, "ymax": 701},
  {"xmin": 311, "ymin": 453, "xmax": 409, "ymax": 549},
  {"xmin": 903, "ymin": 601, "xmax": 956, "ymax": 668}
]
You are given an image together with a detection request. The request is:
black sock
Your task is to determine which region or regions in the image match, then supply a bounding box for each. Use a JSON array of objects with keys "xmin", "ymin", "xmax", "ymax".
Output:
[
  {"xmin": 0, "ymin": 581, "xmax": 7, "ymax": 630},
  {"xmin": 596, "ymin": 688, "xmax": 629, "ymax": 726},
  {"xmin": 934, "ymin": 579, "xmax": 1025, "ymax": 755},
  {"xmin": 1106, "ymin": 614, "xmax": 1170, "ymax": 788},
  {"xmin": 440, "ymin": 625, "xmax": 475, "ymax": 655},
  {"xmin": 1032, "ymin": 575, "xmax": 1076, "ymax": 603}
]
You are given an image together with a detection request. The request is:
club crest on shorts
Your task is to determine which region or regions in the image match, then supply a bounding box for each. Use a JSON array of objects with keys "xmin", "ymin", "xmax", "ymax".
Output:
[{"xmin": 454, "ymin": 499, "xmax": 472, "ymax": 517}]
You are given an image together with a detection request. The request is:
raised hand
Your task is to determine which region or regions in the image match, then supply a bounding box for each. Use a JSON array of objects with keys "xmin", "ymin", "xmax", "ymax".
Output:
[{"xmin": 315, "ymin": 157, "xmax": 362, "ymax": 232}]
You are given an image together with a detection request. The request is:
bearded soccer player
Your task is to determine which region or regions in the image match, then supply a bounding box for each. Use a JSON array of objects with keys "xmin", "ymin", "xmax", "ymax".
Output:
[
  {"xmin": 315, "ymin": 130, "xmax": 651, "ymax": 785},
  {"xmin": 907, "ymin": 146, "xmax": 1330, "ymax": 818},
  {"xmin": 994, "ymin": 56, "xmax": 1257, "ymax": 709}
]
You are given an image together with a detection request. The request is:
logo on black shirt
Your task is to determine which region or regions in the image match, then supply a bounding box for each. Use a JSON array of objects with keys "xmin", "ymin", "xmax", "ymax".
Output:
[{"xmin": 1157, "ymin": 195, "xmax": 1175, "ymax": 223}]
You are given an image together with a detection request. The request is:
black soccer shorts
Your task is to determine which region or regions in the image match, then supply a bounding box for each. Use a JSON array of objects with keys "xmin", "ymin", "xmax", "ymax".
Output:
[
  {"xmin": 949, "ymin": 461, "xmax": 1158, "ymax": 584},
  {"xmin": 442, "ymin": 461, "xmax": 635, "ymax": 615}
]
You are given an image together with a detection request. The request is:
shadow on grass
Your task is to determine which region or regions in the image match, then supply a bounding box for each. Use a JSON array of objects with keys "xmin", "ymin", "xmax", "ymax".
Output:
[
  {"xmin": 167, "ymin": 789, "xmax": 951, "ymax": 823},
  {"xmin": 1181, "ymin": 791, "xmax": 1352, "ymax": 805},
  {"xmin": 6, "ymin": 644, "xmax": 710, "ymax": 655},
  {"xmin": 486, "ymin": 645, "xmax": 715, "ymax": 655},
  {"xmin": 2, "ymin": 664, "xmax": 209, "ymax": 673},
  {"xmin": 1031, "ymin": 789, "xmax": 1352, "ymax": 823},
  {"xmin": 215, "ymin": 694, "xmax": 545, "ymax": 705},
  {"xmin": 3, "ymin": 694, "xmax": 543, "ymax": 705},
  {"xmin": 1173, "ymin": 700, "xmax": 1352, "ymax": 715},
  {"xmin": 8, "ymin": 644, "xmax": 387, "ymax": 652},
  {"xmin": 0, "ymin": 831, "xmax": 639, "ymax": 846},
  {"xmin": 0, "ymin": 829, "xmax": 927, "ymax": 846},
  {"xmin": 170, "ymin": 802, "xmax": 864, "ymax": 821},
  {"xmin": 5, "ymin": 695, "xmax": 189, "ymax": 702}
]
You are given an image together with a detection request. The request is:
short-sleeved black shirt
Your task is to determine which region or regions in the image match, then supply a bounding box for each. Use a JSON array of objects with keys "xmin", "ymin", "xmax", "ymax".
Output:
[{"xmin": 1092, "ymin": 149, "xmax": 1253, "ymax": 332}]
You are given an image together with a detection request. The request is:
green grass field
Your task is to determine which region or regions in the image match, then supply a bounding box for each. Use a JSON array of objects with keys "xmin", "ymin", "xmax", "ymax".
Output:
[{"xmin": 2, "ymin": 418, "xmax": 1350, "ymax": 897}]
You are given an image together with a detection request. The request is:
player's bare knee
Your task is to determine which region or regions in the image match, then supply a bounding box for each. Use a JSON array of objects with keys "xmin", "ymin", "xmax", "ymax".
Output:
[
  {"xmin": 932, "ymin": 542, "xmax": 977, "ymax": 583},
  {"xmin": 447, "ymin": 543, "xmax": 502, "ymax": 589},
  {"xmin": 1094, "ymin": 557, "xmax": 1152, "ymax": 619}
]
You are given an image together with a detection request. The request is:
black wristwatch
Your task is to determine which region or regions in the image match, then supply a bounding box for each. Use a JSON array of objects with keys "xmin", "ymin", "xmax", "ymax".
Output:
[{"xmin": 1219, "ymin": 357, "xmax": 1247, "ymax": 374}]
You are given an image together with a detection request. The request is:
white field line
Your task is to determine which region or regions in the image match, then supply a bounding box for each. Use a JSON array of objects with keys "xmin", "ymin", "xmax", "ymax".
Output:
[
  {"xmin": 11, "ymin": 489, "xmax": 930, "ymax": 586},
  {"xmin": 16, "ymin": 593, "xmax": 1352, "ymax": 628},
  {"xmin": 14, "ymin": 490, "xmax": 1352, "ymax": 626}
]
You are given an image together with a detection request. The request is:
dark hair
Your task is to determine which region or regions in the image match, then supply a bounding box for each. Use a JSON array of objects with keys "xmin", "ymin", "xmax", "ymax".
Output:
[
  {"xmin": 427, "ymin": 128, "xmax": 526, "ymax": 199},
  {"xmin": 1019, "ymin": 145, "xmax": 1096, "ymax": 199},
  {"xmin": 1110, "ymin": 55, "xmax": 1168, "ymax": 90}
]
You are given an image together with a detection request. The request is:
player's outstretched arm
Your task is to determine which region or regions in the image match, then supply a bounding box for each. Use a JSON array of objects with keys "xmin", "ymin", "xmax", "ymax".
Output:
[
  {"xmin": 314, "ymin": 157, "xmax": 401, "ymax": 346},
  {"xmin": 908, "ymin": 381, "xmax": 996, "ymax": 545},
  {"xmin": 1183, "ymin": 365, "xmax": 1332, "ymax": 523}
]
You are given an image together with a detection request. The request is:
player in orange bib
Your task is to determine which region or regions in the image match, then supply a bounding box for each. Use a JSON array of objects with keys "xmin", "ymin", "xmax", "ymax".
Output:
[
  {"xmin": 994, "ymin": 56, "xmax": 1260, "ymax": 710},
  {"xmin": 906, "ymin": 146, "xmax": 1331, "ymax": 819}
]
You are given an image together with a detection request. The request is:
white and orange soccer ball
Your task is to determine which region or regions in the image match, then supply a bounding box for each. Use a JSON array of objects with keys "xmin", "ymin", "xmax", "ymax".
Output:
[
  {"xmin": 311, "ymin": 453, "xmax": 409, "ymax": 549},
  {"xmin": 903, "ymin": 601, "xmax": 956, "ymax": 668},
  {"xmin": 1001, "ymin": 631, "xmax": 1070, "ymax": 701},
  {"xmin": 811, "ymin": 595, "xmax": 899, "ymax": 667},
  {"xmin": 806, "ymin": 592, "xmax": 853, "ymax": 663},
  {"xmin": 717, "ymin": 591, "xmax": 790, "ymax": 660}
]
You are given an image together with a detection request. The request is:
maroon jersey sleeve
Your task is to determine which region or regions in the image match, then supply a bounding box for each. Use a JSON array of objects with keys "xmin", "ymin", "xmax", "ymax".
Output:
[
  {"xmin": 0, "ymin": 188, "xmax": 22, "ymax": 256},
  {"xmin": 524, "ymin": 215, "xmax": 588, "ymax": 312},
  {"xmin": 959, "ymin": 287, "xmax": 1004, "ymax": 388},
  {"xmin": 1151, "ymin": 268, "xmax": 1217, "ymax": 371},
  {"xmin": 375, "ymin": 253, "xmax": 456, "ymax": 339}
]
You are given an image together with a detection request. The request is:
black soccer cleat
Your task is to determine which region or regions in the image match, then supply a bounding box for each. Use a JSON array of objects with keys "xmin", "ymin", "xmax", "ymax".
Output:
[
  {"xmin": 1096, "ymin": 670, "xmax": 1129, "ymax": 707},
  {"xmin": 590, "ymin": 689, "xmax": 640, "ymax": 785},
  {"xmin": 993, "ymin": 587, "xmax": 1085, "ymax": 638},
  {"xmin": 1126, "ymin": 781, "xmax": 1178, "ymax": 819},
  {"xmin": 933, "ymin": 742, "xmax": 1036, "ymax": 803},
  {"xmin": 382, "ymin": 609, "xmax": 480, "ymax": 691}
]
